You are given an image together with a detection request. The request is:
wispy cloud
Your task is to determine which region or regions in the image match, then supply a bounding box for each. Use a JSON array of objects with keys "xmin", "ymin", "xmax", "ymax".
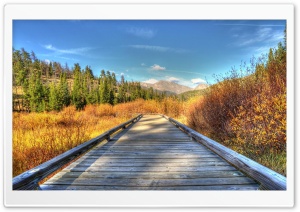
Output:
[
  {"xmin": 43, "ymin": 44, "xmax": 92, "ymax": 56},
  {"xmin": 232, "ymin": 27, "xmax": 284, "ymax": 47},
  {"xmin": 215, "ymin": 23, "xmax": 285, "ymax": 27},
  {"xmin": 143, "ymin": 78, "xmax": 158, "ymax": 84},
  {"xmin": 126, "ymin": 27, "xmax": 155, "ymax": 38},
  {"xmin": 130, "ymin": 45, "xmax": 168, "ymax": 52},
  {"xmin": 150, "ymin": 64, "xmax": 166, "ymax": 71},
  {"xmin": 129, "ymin": 45, "xmax": 188, "ymax": 54},
  {"xmin": 141, "ymin": 63, "xmax": 146, "ymax": 66},
  {"xmin": 39, "ymin": 52, "xmax": 76, "ymax": 61},
  {"xmin": 191, "ymin": 78, "xmax": 206, "ymax": 85}
]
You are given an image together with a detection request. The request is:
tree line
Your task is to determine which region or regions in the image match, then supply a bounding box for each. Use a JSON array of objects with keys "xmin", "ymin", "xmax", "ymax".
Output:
[{"xmin": 13, "ymin": 48, "xmax": 169, "ymax": 112}]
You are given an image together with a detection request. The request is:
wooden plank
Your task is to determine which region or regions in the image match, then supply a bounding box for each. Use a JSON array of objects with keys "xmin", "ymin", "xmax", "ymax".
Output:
[
  {"xmin": 118, "ymin": 126, "xmax": 186, "ymax": 130},
  {"xmin": 163, "ymin": 115, "xmax": 286, "ymax": 190},
  {"xmin": 73, "ymin": 157, "xmax": 225, "ymax": 163},
  {"xmin": 85, "ymin": 154, "xmax": 218, "ymax": 159},
  {"xmin": 95, "ymin": 148, "xmax": 209, "ymax": 152},
  {"xmin": 103, "ymin": 141, "xmax": 196, "ymax": 144},
  {"xmin": 118, "ymin": 136, "xmax": 189, "ymax": 140},
  {"xmin": 72, "ymin": 157, "xmax": 224, "ymax": 166},
  {"xmin": 102, "ymin": 146, "xmax": 195, "ymax": 149},
  {"xmin": 87, "ymin": 150, "xmax": 215, "ymax": 154},
  {"xmin": 108, "ymin": 143, "xmax": 197, "ymax": 146},
  {"xmin": 62, "ymin": 166, "xmax": 237, "ymax": 172},
  {"xmin": 85, "ymin": 153, "xmax": 217, "ymax": 158},
  {"xmin": 123, "ymin": 132, "xmax": 187, "ymax": 135},
  {"xmin": 65, "ymin": 161, "xmax": 230, "ymax": 169},
  {"xmin": 96, "ymin": 143, "xmax": 204, "ymax": 146},
  {"xmin": 43, "ymin": 177, "xmax": 256, "ymax": 186},
  {"xmin": 93, "ymin": 143, "xmax": 204, "ymax": 147},
  {"xmin": 49, "ymin": 170, "xmax": 246, "ymax": 179},
  {"xmin": 115, "ymin": 139, "xmax": 192, "ymax": 142},
  {"xmin": 96, "ymin": 147, "xmax": 207, "ymax": 150},
  {"xmin": 40, "ymin": 184, "xmax": 259, "ymax": 190},
  {"xmin": 79, "ymin": 155, "xmax": 221, "ymax": 159},
  {"xmin": 97, "ymin": 142, "xmax": 196, "ymax": 146},
  {"xmin": 86, "ymin": 149, "xmax": 216, "ymax": 155}
]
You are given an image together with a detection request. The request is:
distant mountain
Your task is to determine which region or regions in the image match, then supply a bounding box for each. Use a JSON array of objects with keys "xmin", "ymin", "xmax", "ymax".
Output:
[
  {"xmin": 194, "ymin": 83, "xmax": 209, "ymax": 90},
  {"xmin": 141, "ymin": 80, "xmax": 209, "ymax": 95},
  {"xmin": 141, "ymin": 80, "xmax": 192, "ymax": 94}
]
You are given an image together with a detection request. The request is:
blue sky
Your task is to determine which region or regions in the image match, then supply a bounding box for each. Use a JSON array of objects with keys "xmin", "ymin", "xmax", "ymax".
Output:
[{"xmin": 13, "ymin": 20, "xmax": 286, "ymax": 87}]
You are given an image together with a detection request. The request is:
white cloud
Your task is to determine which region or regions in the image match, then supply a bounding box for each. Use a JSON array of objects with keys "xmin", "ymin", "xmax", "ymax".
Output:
[
  {"xmin": 141, "ymin": 63, "xmax": 146, "ymax": 66},
  {"xmin": 191, "ymin": 78, "xmax": 206, "ymax": 85},
  {"xmin": 150, "ymin": 64, "xmax": 166, "ymax": 71},
  {"xmin": 44, "ymin": 59, "xmax": 51, "ymax": 64},
  {"xmin": 121, "ymin": 72, "xmax": 124, "ymax": 76},
  {"xmin": 130, "ymin": 45, "xmax": 169, "ymax": 52},
  {"xmin": 129, "ymin": 45, "xmax": 188, "ymax": 54},
  {"xmin": 43, "ymin": 44, "xmax": 92, "ymax": 55},
  {"xmin": 126, "ymin": 27, "xmax": 155, "ymax": 38},
  {"xmin": 166, "ymin": 77, "xmax": 180, "ymax": 83},
  {"xmin": 44, "ymin": 44, "xmax": 54, "ymax": 50},
  {"xmin": 143, "ymin": 78, "xmax": 158, "ymax": 84}
]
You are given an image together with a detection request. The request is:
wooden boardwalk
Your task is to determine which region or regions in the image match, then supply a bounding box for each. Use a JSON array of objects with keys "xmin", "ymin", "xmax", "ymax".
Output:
[{"xmin": 40, "ymin": 115, "xmax": 259, "ymax": 190}]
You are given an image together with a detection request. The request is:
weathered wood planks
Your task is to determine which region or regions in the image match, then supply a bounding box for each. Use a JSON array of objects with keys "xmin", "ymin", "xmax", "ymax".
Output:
[
  {"xmin": 45, "ymin": 170, "xmax": 246, "ymax": 179},
  {"xmin": 40, "ymin": 184, "xmax": 260, "ymax": 190},
  {"xmin": 43, "ymin": 177, "xmax": 257, "ymax": 187},
  {"xmin": 40, "ymin": 115, "xmax": 260, "ymax": 190}
]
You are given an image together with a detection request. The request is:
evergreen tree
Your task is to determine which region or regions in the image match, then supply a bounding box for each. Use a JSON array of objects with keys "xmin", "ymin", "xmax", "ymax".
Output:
[
  {"xmin": 48, "ymin": 82, "xmax": 58, "ymax": 111},
  {"xmin": 48, "ymin": 62, "xmax": 53, "ymax": 78},
  {"xmin": 111, "ymin": 72, "xmax": 117, "ymax": 87},
  {"xmin": 108, "ymin": 88, "xmax": 115, "ymax": 105},
  {"xmin": 40, "ymin": 61, "xmax": 49, "ymax": 78},
  {"xmin": 72, "ymin": 64, "xmax": 86, "ymax": 110},
  {"xmin": 83, "ymin": 66, "xmax": 95, "ymax": 104},
  {"xmin": 120, "ymin": 74, "xmax": 125, "ymax": 84},
  {"xmin": 25, "ymin": 70, "xmax": 46, "ymax": 112},
  {"xmin": 20, "ymin": 48, "xmax": 31, "ymax": 71},
  {"xmin": 57, "ymin": 72, "xmax": 70, "ymax": 109},
  {"xmin": 13, "ymin": 49, "xmax": 27, "ymax": 111},
  {"xmin": 31, "ymin": 51, "xmax": 41, "ymax": 71},
  {"xmin": 99, "ymin": 76, "xmax": 110, "ymax": 104},
  {"xmin": 118, "ymin": 85, "xmax": 126, "ymax": 103},
  {"xmin": 146, "ymin": 87, "xmax": 154, "ymax": 100}
]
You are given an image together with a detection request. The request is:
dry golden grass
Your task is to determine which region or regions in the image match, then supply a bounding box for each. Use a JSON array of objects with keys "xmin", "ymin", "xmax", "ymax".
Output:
[
  {"xmin": 13, "ymin": 99, "xmax": 184, "ymax": 177},
  {"xmin": 13, "ymin": 106, "xmax": 126, "ymax": 177}
]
